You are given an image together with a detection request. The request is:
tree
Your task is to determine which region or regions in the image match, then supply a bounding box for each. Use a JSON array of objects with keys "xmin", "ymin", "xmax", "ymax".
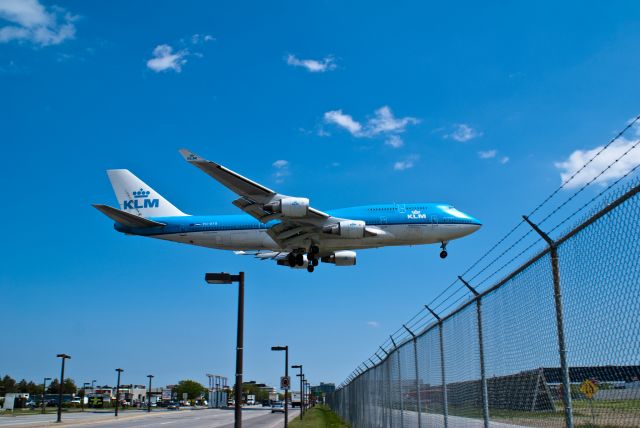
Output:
[
  {"xmin": 1, "ymin": 375, "xmax": 16, "ymax": 394},
  {"xmin": 173, "ymin": 380, "xmax": 206, "ymax": 400},
  {"xmin": 46, "ymin": 378, "xmax": 77, "ymax": 394},
  {"xmin": 16, "ymin": 379, "xmax": 29, "ymax": 393}
]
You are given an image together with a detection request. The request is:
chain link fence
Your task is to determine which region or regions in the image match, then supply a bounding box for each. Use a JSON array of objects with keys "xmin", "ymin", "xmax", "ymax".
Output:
[{"xmin": 328, "ymin": 176, "xmax": 640, "ymax": 427}]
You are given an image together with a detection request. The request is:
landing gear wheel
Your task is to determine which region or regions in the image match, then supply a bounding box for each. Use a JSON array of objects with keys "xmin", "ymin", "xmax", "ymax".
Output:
[
  {"xmin": 287, "ymin": 254, "xmax": 297, "ymax": 266},
  {"xmin": 307, "ymin": 264, "xmax": 315, "ymax": 273},
  {"xmin": 440, "ymin": 250, "xmax": 448, "ymax": 259},
  {"xmin": 312, "ymin": 259, "xmax": 319, "ymax": 267},
  {"xmin": 296, "ymin": 253, "xmax": 304, "ymax": 266}
]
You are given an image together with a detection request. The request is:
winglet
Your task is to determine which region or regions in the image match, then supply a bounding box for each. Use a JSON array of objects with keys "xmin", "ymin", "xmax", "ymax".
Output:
[{"xmin": 179, "ymin": 148, "xmax": 205, "ymax": 163}]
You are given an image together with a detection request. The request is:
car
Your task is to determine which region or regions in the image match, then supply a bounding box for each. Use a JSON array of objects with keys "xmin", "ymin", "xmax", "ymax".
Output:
[
  {"xmin": 271, "ymin": 402, "xmax": 285, "ymax": 413},
  {"xmin": 167, "ymin": 402, "xmax": 180, "ymax": 410},
  {"xmin": 261, "ymin": 400, "xmax": 270, "ymax": 407}
]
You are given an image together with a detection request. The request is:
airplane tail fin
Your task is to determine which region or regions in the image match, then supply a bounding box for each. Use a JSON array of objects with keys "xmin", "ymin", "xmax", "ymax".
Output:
[{"xmin": 106, "ymin": 169, "xmax": 187, "ymax": 218}]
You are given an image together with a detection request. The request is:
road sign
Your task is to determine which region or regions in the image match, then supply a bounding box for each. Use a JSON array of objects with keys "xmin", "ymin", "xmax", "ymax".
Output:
[
  {"xmin": 280, "ymin": 376, "xmax": 290, "ymax": 390},
  {"xmin": 580, "ymin": 379, "xmax": 598, "ymax": 399}
]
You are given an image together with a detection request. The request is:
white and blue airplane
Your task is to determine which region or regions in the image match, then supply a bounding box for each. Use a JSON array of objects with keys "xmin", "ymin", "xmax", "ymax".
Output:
[{"xmin": 94, "ymin": 149, "xmax": 481, "ymax": 272}]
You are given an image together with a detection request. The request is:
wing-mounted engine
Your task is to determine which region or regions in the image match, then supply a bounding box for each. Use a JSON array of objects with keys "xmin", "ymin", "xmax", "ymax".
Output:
[
  {"xmin": 321, "ymin": 250, "xmax": 357, "ymax": 266},
  {"xmin": 264, "ymin": 197, "xmax": 309, "ymax": 218}
]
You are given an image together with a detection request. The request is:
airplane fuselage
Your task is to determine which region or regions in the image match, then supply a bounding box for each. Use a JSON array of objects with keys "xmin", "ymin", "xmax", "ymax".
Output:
[{"xmin": 115, "ymin": 202, "xmax": 481, "ymax": 253}]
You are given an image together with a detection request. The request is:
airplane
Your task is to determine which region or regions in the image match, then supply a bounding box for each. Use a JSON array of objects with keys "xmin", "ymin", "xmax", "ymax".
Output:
[{"xmin": 93, "ymin": 149, "xmax": 482, "ymax": 273}]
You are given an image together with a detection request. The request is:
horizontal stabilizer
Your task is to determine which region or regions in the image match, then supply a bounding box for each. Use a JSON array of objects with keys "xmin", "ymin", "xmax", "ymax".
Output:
[{"xmin": 93, "ymin": 204, "xmax": 166, "ymax": 228}]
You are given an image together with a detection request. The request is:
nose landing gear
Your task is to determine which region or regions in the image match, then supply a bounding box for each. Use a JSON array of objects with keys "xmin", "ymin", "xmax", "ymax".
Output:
[{"xmin": 440, "ymin": 241, "xmax": 448, "ymax": 259}]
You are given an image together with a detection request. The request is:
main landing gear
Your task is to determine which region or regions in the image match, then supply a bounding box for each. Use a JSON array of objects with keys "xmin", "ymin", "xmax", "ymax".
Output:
[
  {"xmin": 440, "ymin": 241, "xmax": 448, "ymax": 259},
  {"xmin": 307, "ymin": 245, "xmax": 320, "ymax": 273}
]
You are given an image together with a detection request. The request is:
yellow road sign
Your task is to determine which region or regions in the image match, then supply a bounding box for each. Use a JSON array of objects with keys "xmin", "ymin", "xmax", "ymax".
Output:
[{"xmin": 580, "ymin": 379, "xmax": 598, "ymax": 399}]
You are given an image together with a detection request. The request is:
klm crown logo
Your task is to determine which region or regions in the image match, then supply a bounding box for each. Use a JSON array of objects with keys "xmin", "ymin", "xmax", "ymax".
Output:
[
  {"xmin": 133, "ymin": 189, "xmax": 150, "ymax": 198},
  {"xmin": 407, "ymin": 209, "xmax": 427, "ymax": 220},
  {"xmin": 187, "ymin": 154, "xmax": 198, "ymax": 161},
  {"xmin": 123, "ymin": 188, "xmax": 159, "ymax": 210}
]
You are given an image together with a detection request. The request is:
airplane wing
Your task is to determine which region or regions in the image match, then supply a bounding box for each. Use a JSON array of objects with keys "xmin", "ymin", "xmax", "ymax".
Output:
[
  {"xmin": 180, "ymin": 149, "xmax": 382, "ymax": 249},
  {"xmin": 179, "ymin": 149, "xmax": 330, "ymax": 224}
]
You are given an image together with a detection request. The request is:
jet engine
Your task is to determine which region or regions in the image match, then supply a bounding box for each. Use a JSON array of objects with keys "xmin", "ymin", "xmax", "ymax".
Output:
[
  {"xmin": 322, "ymin": 220, "xmax": 366, "ymax": 238},
  {"xmin": 264, "ymin": 197, "xmax": 309, "ymax": 217},
  {"xmin": 321, "ymin": 250, "xmax": 357, "ymax": 266}
]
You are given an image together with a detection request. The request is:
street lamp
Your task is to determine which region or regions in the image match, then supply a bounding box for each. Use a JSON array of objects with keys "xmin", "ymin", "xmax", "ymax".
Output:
[
  {"xmin": 147, "ymin": 375, "xmax": 154, "ymax": 413},
  {"xmin": 114, "ymin": 368, "xmax": 123, "ymax": 417},
  {"xmin": 91, "ymin": 380, "xmax": 96, "ymax": 389},
  {"xmin": 55, "ymin": 354, "xmax": 71, "ymax": 423},
  {"xmin": 292, "ymin": 365, "xmax": 303, "ymax": 419},
  {"xmin": 82, "ymin": 382, "xmax": 90, "ymax": 412},
  {"xmin": 205, "ymin": 272, "xmax": 244, "ymax": 428},
  {"xmin": 42, "ymin": 377, "xmax": 51, "ymax": 414},
  {"xmin": 271, "ymin": 346, "xmax": 289, "ymax": 428}
]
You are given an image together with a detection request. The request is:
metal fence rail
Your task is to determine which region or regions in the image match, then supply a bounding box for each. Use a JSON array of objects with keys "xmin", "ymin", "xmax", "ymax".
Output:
[{"xmin": 328, "ymin": 176, "xmax": 640, "ymax": 427}]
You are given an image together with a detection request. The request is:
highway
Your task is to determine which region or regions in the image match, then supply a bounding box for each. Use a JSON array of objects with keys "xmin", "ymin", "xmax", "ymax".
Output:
[{"xmin": 0, "ymin": 407, "xmax": 300, "ymax": 428}]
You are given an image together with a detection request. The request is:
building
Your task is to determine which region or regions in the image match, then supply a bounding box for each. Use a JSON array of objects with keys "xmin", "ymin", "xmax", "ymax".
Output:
[{"xmin": 310, "ymin": 383, "xmax": 335, "ymax": 396}]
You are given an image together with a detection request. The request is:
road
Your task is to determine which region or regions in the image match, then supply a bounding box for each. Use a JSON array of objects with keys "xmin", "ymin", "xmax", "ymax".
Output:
[{"xmin": 0, "ymin": 407, "xmax": 299, "ymax": 428}]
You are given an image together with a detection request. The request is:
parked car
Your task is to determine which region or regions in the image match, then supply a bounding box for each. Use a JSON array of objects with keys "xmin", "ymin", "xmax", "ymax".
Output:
[
  {"xmin": 261, "ymin": 400, "xmax": 270, "ymax": 407},
  {"xmin": 167, "ymin": 402, "xmax": 180, "ymax": 410},
  {"xmin": 271, "ymin": 402, "xmax": 285, "ymax": 413}
]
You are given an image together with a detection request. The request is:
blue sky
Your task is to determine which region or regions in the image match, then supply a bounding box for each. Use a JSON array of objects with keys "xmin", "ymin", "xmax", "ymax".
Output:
[{"xmin": 2, "ymin": 0, "xmax": 640, "ymax": 391}]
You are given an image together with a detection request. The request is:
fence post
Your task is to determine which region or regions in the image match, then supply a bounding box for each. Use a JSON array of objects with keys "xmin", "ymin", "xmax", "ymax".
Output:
[
  {"xmin": 391, "ymin": 335, "xmax": 404, "ymax": 428},
  {"xmin": 426, "ymin": 305, "xmax": 449, "ymax": 428},
  {"xmin": 403, "ymin": 325, "xmax": 422, "ymax": 428},
  {"xmin": 459, "ymin": 276, "xmax": 490, "ymax": 428},
  {"xmin": 385, "ymin": 353, "xmax": 393, "ymax": 427},
  {"xmin": 523, "ymin": 215, "xmax": 574, "ymax": 428},
  {"xmin": 376, "ymin": 346, "xmax": 391, "ymax": 427}
]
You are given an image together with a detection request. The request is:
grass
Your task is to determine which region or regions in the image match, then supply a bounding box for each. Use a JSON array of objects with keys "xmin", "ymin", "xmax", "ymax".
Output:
[{"xmin": 289, "ymin": 405, "xmax": 349, "ymax": 428}]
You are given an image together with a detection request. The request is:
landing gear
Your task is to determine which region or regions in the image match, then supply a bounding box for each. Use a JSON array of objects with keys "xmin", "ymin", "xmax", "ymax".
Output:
[
  {"xmin": 307, "ymin": 264, "xmax": 315, "ymax": 273},
  {"xmin": 295, "ymin": 253, "xmax": 304, "ymax": 266},
  {"xmin": 440, "ymin": 241, "xmax": 448, "ymax": 259},
  {"xmin": 307, "ymin": 244, "xmax": 320, "ymax": 268}
]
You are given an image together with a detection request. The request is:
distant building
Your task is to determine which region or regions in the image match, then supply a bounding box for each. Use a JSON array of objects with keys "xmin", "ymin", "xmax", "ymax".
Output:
[{"xmin": 310, "ymin": 382, "xmax": 335, "ymax": 396}]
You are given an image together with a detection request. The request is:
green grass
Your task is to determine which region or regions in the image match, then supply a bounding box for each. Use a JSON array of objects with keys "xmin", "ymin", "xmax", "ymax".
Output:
[{"xmin": 289, "ymin": 405, "xmax": 349, "ymax": 428}]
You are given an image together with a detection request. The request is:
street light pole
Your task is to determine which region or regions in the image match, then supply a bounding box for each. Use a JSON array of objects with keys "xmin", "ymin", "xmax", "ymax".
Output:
[
  {"xmin": 114, "ymin": 368, "xmax": 123, "ymax": 417},
  {"xmin": 42, "ymin": 377, "xmax": 51, "ymax": 414},
  {"xmin": 292, "ymin": 365, "xmax": 303, "ymax": 419},
  {"xmin": 205, "ymin": 272, "xmax": 245, "ymax": 428},
  {"xmin": 55, "ymin": 354, "xmax": 70, "ymax": 423},
  {"xmin": 271, "ymin": 346, "xmax": 289, "ymax": 428},
  {"xmin": 147, "ymin": 375, "xmax": 154, "ymax": 413}
]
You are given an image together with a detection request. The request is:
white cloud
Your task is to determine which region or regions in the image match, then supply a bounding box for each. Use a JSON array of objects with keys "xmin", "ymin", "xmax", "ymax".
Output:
[
  {"xmin": 323, "ymin": 106, "xmax": 419, "ymax": 148},
  {"xmin": 324, "ymin": 110, "xmax": 362, "ymax": 135},
  {"xmin": 447, "ymin": 124, "xmax": 482, "ymax": 142},
  {"xmin": 146, "ymin": 44, "xmax": 187, "ymax": 73},
  {"xmin": 286, "ymin": 54, "xmax": 336, "ymax": 73},
  {"xmin": 500, "ymin": 156, "xmax": 510, "ymax": 164},
  {"xmin": 393, "ymin": 155, "xmax": 419, "ymax": 171},
  {"xmin": 555, "ymin": 138, "xmax": 640, "ymax": 189},
  {"xmin": 0, "ymin": 0, "xmax": 77, "ymax": 46},
  {"xmin": 272, "ymin": 159, "xmax": 290, "ymax": 183},
  {"xmin": 367, "ymin": 106, "xmax": 419, "ymax": 135},
  {"xmin": 366, "ymin": 321, "xmax": 380, "ymax": 328},
  {"xmin": 478, "ymin": 150, "xmax": 497, "ymax": 159},
  {"xmin": 385, "ymin": 135, "xmax": 404, "ymax": 148},
  {"xmin": 191, "ymin": 33, "xmax": 214, "ymax": 44}
]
